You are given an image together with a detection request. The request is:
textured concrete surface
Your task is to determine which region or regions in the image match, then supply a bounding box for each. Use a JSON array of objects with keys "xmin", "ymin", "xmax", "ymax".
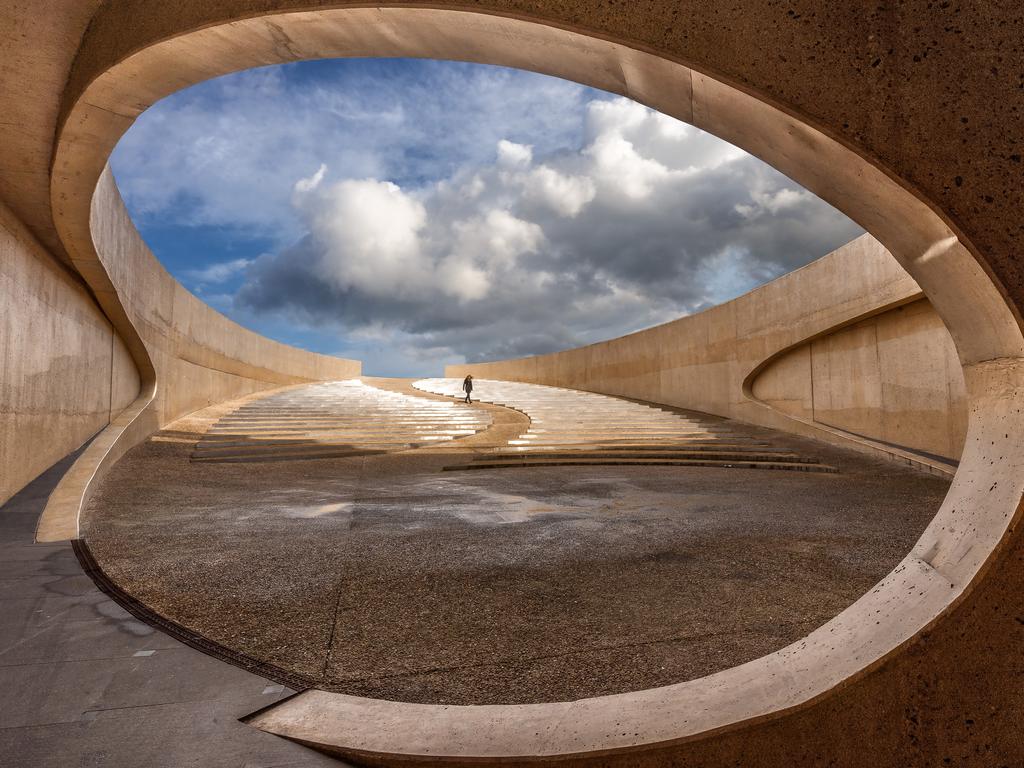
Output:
[
  {"xmin": 753, "ymin": 298, "xmax": 968, "ymax": 459},
  {"xmin": 1, "ymin": 2, "xmax": 1022, "ymax": 765},
  {"xmin": 0, "ymin": 450, "xmax": 345, "ymax": 768},
  {"xmin": 451, "ymin": 237, "xmax": 966, "ymax": 467},
  {"xmin": 80, "ymin": 383, "xmax": 947, "ymax": 705},
  {"xmin": 0, "ymin": 198, "xmax": 138, "ymax": 509},
  {"xmin": 415, "ymin": 377, "xmax": 839, "ymax": 472},
  {"xmin": 0, "ymin": 0, "xmax": 103, "ymax": 262}
]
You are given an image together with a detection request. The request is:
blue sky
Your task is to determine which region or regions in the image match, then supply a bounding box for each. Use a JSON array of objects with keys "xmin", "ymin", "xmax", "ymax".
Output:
[{"xmin": 111, "ymin": 58, "xmax": 862, "ymax": 376}]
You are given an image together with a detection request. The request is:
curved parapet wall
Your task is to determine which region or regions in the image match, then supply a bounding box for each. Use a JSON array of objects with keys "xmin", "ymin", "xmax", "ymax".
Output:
[
  {"xmin": 33, "ymin": 167, "xmax": 360, "ymax": 542},
  {"xmin": 1, "ymin": 2, "xmax": 1022, "ymax": 766},
  {"xmin": 752, "ymin": 294, "xmax": 968, "ymax": 462},
  {"xmin": 90, "ymin": 167, "xmax": 361, "ymax": 424},
  {"xmin": 449, "ymin": 233, "xmax": 968, "ymax": 470},
  {"xmin": 0, "ymin": 198, "xmax": 140, "ymax": 511}
]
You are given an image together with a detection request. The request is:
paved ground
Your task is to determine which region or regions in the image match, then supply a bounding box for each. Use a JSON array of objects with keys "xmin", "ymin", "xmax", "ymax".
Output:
[
  {"xmin": 78, "ymin": 379, "xmax": 950, "ymax": 705},
  {"xmin": 0, "ymin": 450, "xmax": 345, "ymax": 768}
]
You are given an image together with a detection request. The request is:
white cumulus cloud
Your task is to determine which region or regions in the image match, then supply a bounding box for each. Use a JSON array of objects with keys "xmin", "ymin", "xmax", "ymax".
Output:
[
  {"xmin": 237, "ymin": 95, "xmax": 864, "ymax": 374},
  {"xmin": 110, "ymin": 60, "xmax": 863, "ymax": 376},
  {"xmin": 523, "ymin": 166, "xmax": 596, "ymax": 217},
  {"xmin": 296, "ymin": 176, "xmax": 428, "ymax": 299},
  {"xmin": 184, "ymin": 258, "xmax": 253, "ymax": 284}
]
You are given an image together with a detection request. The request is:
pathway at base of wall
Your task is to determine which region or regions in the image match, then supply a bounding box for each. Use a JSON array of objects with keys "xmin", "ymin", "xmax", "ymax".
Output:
[{"xmin": 0, "ymin": 450, "xmax": 340, "ymax": 768}]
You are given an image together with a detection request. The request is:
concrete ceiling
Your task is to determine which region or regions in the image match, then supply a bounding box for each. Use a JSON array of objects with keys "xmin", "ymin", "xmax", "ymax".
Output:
[{"xmin": 0, "ymin": 0, "xmax": 103, "ymax": 262}]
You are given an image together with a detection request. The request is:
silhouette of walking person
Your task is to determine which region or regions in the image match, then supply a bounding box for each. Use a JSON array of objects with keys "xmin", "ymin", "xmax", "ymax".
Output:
[{"xmin": 462, "ymin": 374, "xmax": 474, "ymax": 404}]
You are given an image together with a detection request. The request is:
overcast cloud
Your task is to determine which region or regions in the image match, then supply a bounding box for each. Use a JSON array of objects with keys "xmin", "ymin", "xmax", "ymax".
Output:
[{"xmin": 112, "ymin": 60, "xmax": 863, "ymax": 375}]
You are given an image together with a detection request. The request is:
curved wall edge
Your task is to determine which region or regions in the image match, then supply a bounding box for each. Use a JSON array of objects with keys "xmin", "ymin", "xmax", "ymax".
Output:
[
  {"xmin": 33, "ymin": 167, "xmax": 361, "ymax": 543},
  {"xmin": 7, "ymin": 3, "xmax": 1021, "ymax": 766},
  {"xmin": 745, "ymin": 297, "xmax": 967, "ymax": 470},
  {"xmin": 0, "ymin": 197, "xmax": 140, "ymax": 510},
  {"xmin": 35, "ymin": 385, "xmax": 157, "ymax": 542},
  {"xmin": 450, "ymin": 233, "xmax": 966, "ymax": 469}
]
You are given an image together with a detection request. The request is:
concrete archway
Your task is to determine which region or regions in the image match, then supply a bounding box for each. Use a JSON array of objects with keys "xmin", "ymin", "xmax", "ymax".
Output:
[{"xmin": 32, "ymin": 3, "xmax": 1024, "ymax": 765}]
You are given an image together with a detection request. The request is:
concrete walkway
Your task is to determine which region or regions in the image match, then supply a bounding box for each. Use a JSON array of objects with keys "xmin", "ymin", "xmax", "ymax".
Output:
[
  {"xmin": 0, "ymin": 379, "xmax": 953, "ymax": 764},
  {"xmin": 79, "ymin": 379, "xmax": 948, "ymax": 706},
  {"xmin": 0, "ymin": 451, "xmax": 344, "ymax": 768}
]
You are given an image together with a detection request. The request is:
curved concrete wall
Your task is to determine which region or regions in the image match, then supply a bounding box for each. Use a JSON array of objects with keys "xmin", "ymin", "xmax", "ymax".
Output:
[
  {"xmin": 0, "ymin": 0, "xmax": 354, "ymax": 535},
  {"xmin": 33, "ymin": 171, "xmax": 361, "ymax": 541},
  {"xmin": 753, "ymin": 297, "xmax": 968, "ymax": 461},
  {"xmin": 91, "ymin": 168, "xmax": 360, "ymax": 426},
  {"xmin": 0, "ymin": 199, "xmax": 139, "ymax": 509},
  {"xmin": 450, "ymin": 234, "xmax": 966, "ymax": 469},
  {"xmin": 2, "ymin": 2, "xmax": 1023, "ymax": 766}
]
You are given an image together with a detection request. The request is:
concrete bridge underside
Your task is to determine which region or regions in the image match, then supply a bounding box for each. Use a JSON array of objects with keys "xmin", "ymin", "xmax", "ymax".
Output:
[{"xmin": 1, "ymin": 2, "xmax": 1022, "ymax": 766}]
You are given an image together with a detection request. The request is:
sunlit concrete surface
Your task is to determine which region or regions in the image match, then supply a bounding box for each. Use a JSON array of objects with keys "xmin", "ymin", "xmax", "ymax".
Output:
[
  {"xmin": 415, "ymin": 378, "xmax": 837, "ymax": 472},
  {"xmin": 78, "ymin": 380, "xmax": 945, "ymax": 706},
  {"xmin": 193, "ymin": 380, "xmax": 492, "ymax": 463},
  {"xmin": 1, "ymin": 2, "xmax": 1023, "ymax": 765},
  {"xmin": 450, "ymin": 238, "xmax": 967, "ymax": 476}
]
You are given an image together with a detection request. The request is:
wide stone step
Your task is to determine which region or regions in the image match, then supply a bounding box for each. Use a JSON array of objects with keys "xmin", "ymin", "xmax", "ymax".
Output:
[
  {"xmin": 192, "ymin": 437, "xmax": 427, "ymax": 450},
  {"xmin": 192, "ymin": 447, "xmax": 397, "ymax": 463},
  {"xmin": 472, "ymin": 450, "xmax": 819, "ymax": 462},
  {"xmin": 192, "ymin": 442, "xmax": 420, "ymax": 459},
  {"xmin": 191, "ymin": 379, "xmax": 493, "ymax": 463},
  {"xmin": 203, "ymin": 434, "xmax": 464, "ymax": 444},
  {"xmin": 219, "ymin": 414, "xmax": 481, "ymax": 420},
  {"xmin": 212, "ymin": 422, "xmax": 482, "ymax": 429},
  {"xmin": 508, "ymin": 437, "xmax": 726, "ymax": 446},
  {"xmin": 517, "ymin": 429, "xmax": 730, "ymax": 437},
  {"xmin": 445, "ymin": 458, "xmax": 838, "ymax": 473},
  {"xmin": 415, "ymin": 377, "xmax": 832, "ymax": 475},
  {"xmin": 208, "ymin": 426, "xmax": 478, "ymax": 434},
  {"xmin": 500, "ymin": 441, "xmax": 772, "ymax": 451}
]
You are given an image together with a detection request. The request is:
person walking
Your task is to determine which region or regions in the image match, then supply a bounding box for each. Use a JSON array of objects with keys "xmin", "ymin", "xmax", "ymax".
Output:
[{"xmin": 462, "ymin": 374, "xmax": 474, "ymax": 404}]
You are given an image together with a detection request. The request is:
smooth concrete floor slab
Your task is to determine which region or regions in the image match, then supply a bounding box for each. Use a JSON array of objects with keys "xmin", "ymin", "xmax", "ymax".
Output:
[
  {"xmin": 0, "ymin": 451, "xmax": 345, "ymax": 768},
  {"xmin": 79, "ymin": 396, "xmax": 950, "ymax": 706}
]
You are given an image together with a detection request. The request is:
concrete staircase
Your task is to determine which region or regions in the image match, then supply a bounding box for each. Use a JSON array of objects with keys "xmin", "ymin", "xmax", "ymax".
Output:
[
  {"xmin": 413, "ymin": 378, "xmax": 836, "ymax": 473},
  {"xmin": 191, "ymin": 380, "xmax": 492, "ymax": 463}
]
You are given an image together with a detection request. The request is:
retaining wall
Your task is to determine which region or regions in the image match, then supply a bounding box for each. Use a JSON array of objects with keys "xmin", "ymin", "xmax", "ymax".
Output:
[{"xmin": 450, "ymin": 234, "xmax": 966, "ymax": 465}]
